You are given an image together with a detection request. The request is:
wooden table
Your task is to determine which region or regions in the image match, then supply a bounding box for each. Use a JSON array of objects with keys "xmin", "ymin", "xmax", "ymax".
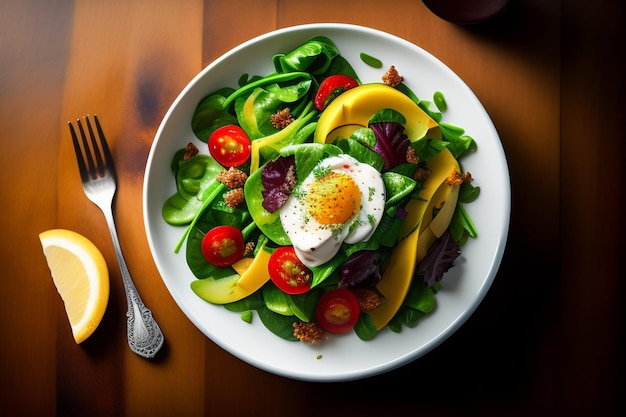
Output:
[{"xmin": 1, "ymin": 1, "xmax": 623, "ymax": 415}]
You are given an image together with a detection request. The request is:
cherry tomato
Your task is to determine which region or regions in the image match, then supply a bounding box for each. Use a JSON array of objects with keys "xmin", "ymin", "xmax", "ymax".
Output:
[
  {"xmin": 268, "ymin": 246, "xmax": 313, "ymax": 295},
  {"xmin": 315, "ymin": 288, "xmax": 360, "ymax": 334},
  {"xmin": 314, "ymin": 74, "xmax": 359, "ymax": 111},
  {"xmin": 208, "ymin": 125, "xmax": 251, "ymax": 167},
  {"xmin": 201, "ymin": 225, "xmax": 245, "ymax": 267}
]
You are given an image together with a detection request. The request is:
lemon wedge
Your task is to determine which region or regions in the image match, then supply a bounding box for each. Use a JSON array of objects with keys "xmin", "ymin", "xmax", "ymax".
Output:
[{"xmin": 39, "ymin": 229, "xmax": 109, "ymax": 343}]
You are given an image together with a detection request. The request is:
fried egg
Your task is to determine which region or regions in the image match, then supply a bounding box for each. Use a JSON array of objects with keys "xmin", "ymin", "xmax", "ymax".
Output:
[{"xmin": 279, "ymin": 154, "xmax": 385, "ymax": 267}]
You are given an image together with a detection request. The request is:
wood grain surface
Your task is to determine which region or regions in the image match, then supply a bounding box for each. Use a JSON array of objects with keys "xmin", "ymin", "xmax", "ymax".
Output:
[{"xmin": 0, "ymin": 0, "xmax": 623, "ymax": 415}]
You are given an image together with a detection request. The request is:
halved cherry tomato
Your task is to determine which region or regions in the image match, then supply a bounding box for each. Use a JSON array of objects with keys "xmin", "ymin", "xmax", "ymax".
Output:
[
  {"xmin": 314, "ymin": 74, "xmax": 359, "ymax": 111},
  {"xmin": 208, "ymin": 125, "xmax": 251, "ymax": 167},
  {"xmin": 201, "ymin": 225, "xmax": 245, "ymax": 267},
  {"xmin": 315, "ymin": 288, "xmax": 360, "ymax": 334},
  {"xmin": 268, "ymin": 246, "xmax": 312, "ymax": 295}
]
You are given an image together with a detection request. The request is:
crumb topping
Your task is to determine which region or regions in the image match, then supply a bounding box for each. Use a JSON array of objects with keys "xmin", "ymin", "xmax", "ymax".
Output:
[
  {"xmin": 382, "ymin": 65, "xmax": 403, "ymax": 87},
  {"xmin": 223, "ymin": 188, "xmax": 245, "ymax": 208},
  {"xmin": 183, "ymin": 142, "xmax": 199, "ymax": 161},
  {"xmin": 446, "ymin": 168, "xmax": 473, "ymax": 186},
  {"xmin": 414, "ymin": 166, "xmax": 431, "ymax": 183},
  {"xmin": 242, "ymin": 241, "xmax": 255, "ymax": 257},
  {"xmin": 351, "ymin": 287, "xmax": 382, "ymax": 312},
  {"xmin": 270, "ymin": 108, "xmax": 295, "ymax": 129},
  {"xmin": 406, "ymin": 147, "xmax": 419, "ymax": 164},
  {"xmin": 293, "ymin": 322, "xmax": 326, "ymax": 343},
  {"xmin": 216, "ymin": 167, "xmax": 248, "ymax": 189}
]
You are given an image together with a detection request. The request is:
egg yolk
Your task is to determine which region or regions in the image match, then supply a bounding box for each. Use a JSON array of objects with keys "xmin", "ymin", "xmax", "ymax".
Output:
[{"xmin": 305, "ymin": 172, "xmax": 361, "ymax": 225}]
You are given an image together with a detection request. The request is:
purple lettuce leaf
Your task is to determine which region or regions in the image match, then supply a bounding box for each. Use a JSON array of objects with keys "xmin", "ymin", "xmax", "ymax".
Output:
[
  {"xmin": 370, "ymin": 122, "xmax": 410, "ymax": 170},
  {"xmin": 339, "ymin": 250, "xmax": 382, "ymax": 288},
  {"xmin": 261, "ymin": 155, "xmax": 296, "ymax": 213},
  {"xmin": 416, "ymin": 229, "xmax": 461, "ymax": 286}
]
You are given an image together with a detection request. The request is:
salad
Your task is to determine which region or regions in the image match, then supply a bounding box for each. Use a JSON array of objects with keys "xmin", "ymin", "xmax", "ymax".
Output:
[{"xmin": 161, "ymin": 36, "xmax": 479, "ymax": 342}]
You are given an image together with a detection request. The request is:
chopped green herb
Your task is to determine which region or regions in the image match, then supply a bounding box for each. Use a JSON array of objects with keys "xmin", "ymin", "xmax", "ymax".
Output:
[
  {"xmin": 313, "ymin": 164, "xmax": 331, "ymax": 178},
  {"xmin": 434, "ymin": 91, "xmax": 447, "ymax": 112},
  {"xmin": 241, "ymin": 310, "xmax": 253, "ymax": 323},
  {"xmin": 360, "ymin": 52, "xmax": 383, "ymax": 68}
]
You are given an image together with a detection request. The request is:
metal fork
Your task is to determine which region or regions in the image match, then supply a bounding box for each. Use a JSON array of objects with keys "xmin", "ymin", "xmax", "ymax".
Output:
[{"xmin": 68, "ymin": 115, "xmax": 164, "ymax": 359}]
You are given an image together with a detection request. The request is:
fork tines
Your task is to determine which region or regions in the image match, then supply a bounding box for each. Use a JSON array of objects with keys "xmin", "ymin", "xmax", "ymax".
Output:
[{"xmin": 68, "ymin": 115, "xmax": 116, "ymax": 182}]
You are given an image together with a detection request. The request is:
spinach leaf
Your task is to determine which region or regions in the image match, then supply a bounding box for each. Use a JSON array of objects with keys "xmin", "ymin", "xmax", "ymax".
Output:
[
  {"xmin": 310, "ymin": 253, "xmax": 346, "ymax": 288},
  {"xmin": 272, "ymin": 36, "xmax": 339, "ymax": 75},
  {"xmin": 186, "ymin": 223, "xmax": 235, "ymax": 279},
  {"xmin": 403, "ymin": 282, "xmax": 436, "ymax": 313},
  {"xmin": 162, "ymin": 154, "xmax": 225, "ymax": 226},
  {"xmin": 459, "ymin": 181, "xmax": 480, "ymax": 203},
  {"xmin": 335, "ymin": 137, "xmax": 384, "ymax": 172},
  {"xmin": 263, "ymin": 284, "xmax": 294, "ymax": 316},
  {"xmin": 261, "ymin": 282, "xmax": 323, "ymax": 323},
  {"xmin": 389, "ymin": 162, "xmax": 421, "ymax": 180},
  {"xmin": 279, "ymin": 142, "xmax": 342, "ymax": 183},
  {"xmin": 411, "ymin": 138, "xmax": 446, "ymax": 163},
  {"xmin": 324, "ymin": 54, "xmax": 360, "ymax": 82},
  {"xmin": 169, "ymin": 148, "xmax": 186, "ymax": 176},
  {"xmin": 382, "ymin": 172, "xmax": 416, "ymax": 207},
  {"xmin": 291, "ymin": 121, "xmax": 317, "ymax": 144},
  {"xmin": 243, "ymin": 161, "xmax": 291, "ymax": 245},
  {"xmin": 400, "ymin": 306, "xmax": 427, "ymax": 328},
  {"xmin": 347, "ymin": 127, "xmax": 376, "ymax": 147},
  {"xmin": 372, "ymin": 210, "xmax": 405, "ymax": 247},
  {"xmin": 234, "ymin": 78, "xmax": 313, "ymax": 139},
  {"xmin": 257, "ymin": 306, "xmax": 299, "ymax": 341},
  {"xmin": 288, "ymin": 289, "xmax": 323, "ymax": 322},
  {"xmin": 369, "ymin": 108, "xmax": 406, "ymax": 125},
  {"xmin": 387, "ymin": 312, "xmax": 403, "ymax": 333},
  {"xmin": 224, "ymin": 291, "xmax": 265, "ymax": 312},
  {"xmin": 266, "ymin": 80, "xmax": 312, "ymax": 102},
  {"xmin": 191, "ymin": 87, "xmax": 238, "ymax": 142},
  {"xmin": 354, "ymin": 313, "xmax": 378, "ymax": 341},
  {"xmin": 450, "ymin": 203, "xmax": 478, "ymax": 246},
  {"xmin": 341, "ymin": 237, "xmax": 380, "ymax": 258},
  {"xmin": 439, "ymin": 123, "xmax": 476, "ymax": 159},
  {"xmin": 237, "ymin": 73, "xmax": 263, "ymax": 87},
  {"xmin": 394, "ymin": 83, "xmax": 446, "ymax": 124},
  {"xmin": 417, "ymin": 100, "xmax": 443, "ymax": 124},
  {"xmin": 222, "ymin": 72, "xmax": 312, "ymax": 108},
  {"xmin": 174, "ymin": 182, "xmax": 226, "ymax": 253}
]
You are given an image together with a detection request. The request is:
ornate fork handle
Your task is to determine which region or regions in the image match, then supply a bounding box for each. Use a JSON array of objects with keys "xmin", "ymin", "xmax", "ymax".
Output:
[
  {"xmin": 102, "ymin": 204, "xmax": 164, "ymax": 358},
  {"xmin": 69, "ymin": 115, "xmax": 164, "ymax": 358}
]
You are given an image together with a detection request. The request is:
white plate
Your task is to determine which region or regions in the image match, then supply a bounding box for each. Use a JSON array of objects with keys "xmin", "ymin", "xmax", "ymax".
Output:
[{"xmin": 143, "ymin": 23, "xmax": 510, "ymax": 382}]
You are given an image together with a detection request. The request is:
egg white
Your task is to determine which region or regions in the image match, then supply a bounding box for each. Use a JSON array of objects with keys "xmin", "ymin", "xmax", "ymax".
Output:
[{"xmin": 279, "ymin": 154, "xmax": 385, "ymax": 267}]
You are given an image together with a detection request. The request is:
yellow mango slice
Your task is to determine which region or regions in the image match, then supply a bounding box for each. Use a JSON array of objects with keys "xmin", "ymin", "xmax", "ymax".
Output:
[
  {"xmin": 426, "ymin": 184, "xmax": 460, "ymax": 239},
  {"xmin": 236, "ymin": 248, "xmax": 272, "ymax": 293},
  {"xmin": 232, "ymin": 256, "xmax": 254, "ymax": 275},
  {"xmin": 368, "ymin": 148, "xmax": 460, "ymax": 330},
  {"xmin": 326, "ymin": 124, "xmax": 362, "ymax": 143},
  {"xmin": 370, "ymin": 227, "xmax": 421, "ymax": 330},
  {"xmin": 398, "ymin": 147, "xmax": 459, "ymax": 239},
  {"xmin": 314, "ymin": 83, "xmax": 439, "ymax": 144},
  {"xmin": 416, "ymin": 185, "xmax": 460, "ymax": 262}
]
